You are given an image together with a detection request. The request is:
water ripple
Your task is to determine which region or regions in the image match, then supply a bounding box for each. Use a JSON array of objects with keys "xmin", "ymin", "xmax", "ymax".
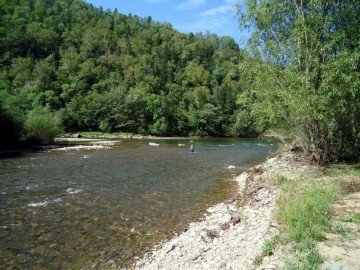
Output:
[{"xmin": 0, "ymin": 138, "xmax": 278, "ymax": 269}]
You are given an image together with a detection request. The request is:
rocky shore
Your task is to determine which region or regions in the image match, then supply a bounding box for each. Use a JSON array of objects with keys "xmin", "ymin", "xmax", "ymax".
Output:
[{"xmin": 126, "ymin": 150, "xmax": 302, "ymax": 270}]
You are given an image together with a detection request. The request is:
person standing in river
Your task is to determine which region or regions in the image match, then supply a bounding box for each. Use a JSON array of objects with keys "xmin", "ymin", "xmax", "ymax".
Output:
[{"xmin": 190, "ymin": 144, "xmax": 195, "ymax": 153}]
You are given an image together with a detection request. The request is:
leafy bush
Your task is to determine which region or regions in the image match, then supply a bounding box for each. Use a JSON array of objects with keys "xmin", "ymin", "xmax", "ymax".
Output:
[
  {"xmin": 237, "ymin": 0, "xmax": 360, "ymax": 163},
  {"xmin": 25, "ymin": 107, "xmax": 63, "ymax": 144}
]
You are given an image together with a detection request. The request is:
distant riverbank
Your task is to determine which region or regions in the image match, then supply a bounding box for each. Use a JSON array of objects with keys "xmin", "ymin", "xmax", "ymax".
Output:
[{"xmin": 60, "ymin": 132, "xmax": 190, "ymax": 140}]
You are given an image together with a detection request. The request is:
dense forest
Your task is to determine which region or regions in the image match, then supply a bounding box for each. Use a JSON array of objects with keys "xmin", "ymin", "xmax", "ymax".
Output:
[
  {"xmin": 0, "ymin": 0, "xmax": 256, "ymax": 147},
  {"xmin": 1, "ymin": 0, "xmax": 359, "ymax": 163}
]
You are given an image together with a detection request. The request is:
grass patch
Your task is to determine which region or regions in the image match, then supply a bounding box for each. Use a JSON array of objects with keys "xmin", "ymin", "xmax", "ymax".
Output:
[
  {"xmin": 330, "ymin": 221, "xmax": 350, "ymax": 237},
  {"xmin": 340, "ymin": 179, "xmax": 360, "ymax": 193},
  {"xmin": 279, "ymin": 184, "xmax": 339, "ymax": 242},
  {"xmin": 254, "ymin": 237, "xmax": 278, "ymax": 266},
  {"xmin": 327, "ymin": 166, "xmax": 360, "ymax": 177},
  {"xmin": 276, "ymin": 174, "xmax": 290, "ymax": 185},
  {"xmin": 277, "ymin": 176, "xmax": 340, "ymax": 269},
  {"xmin": 272, "ymin": 163, "xmax": 360, "ymax": 269},
  {"xmin": 284, "ymin": 239, "xmax": 323, "ymax": 270},
  {"xmin": 342, "ymin": 213, "xmax": 360, "ymax": 225},
  {"xmin": 326, "ymin": 166, "xmax": 360, "ymax": 193}
]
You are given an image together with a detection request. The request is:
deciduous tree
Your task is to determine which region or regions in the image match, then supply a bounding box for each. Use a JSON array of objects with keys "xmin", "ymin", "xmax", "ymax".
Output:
[{"xmin": 237, "ymin": 0, "xmax": 360, "ymax": 163}]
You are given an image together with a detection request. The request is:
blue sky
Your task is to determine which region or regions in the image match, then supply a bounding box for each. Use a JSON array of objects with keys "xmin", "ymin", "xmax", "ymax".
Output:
[{"xmin": 85, "ymin": 0, "xmax": 250, "ymax": 46}]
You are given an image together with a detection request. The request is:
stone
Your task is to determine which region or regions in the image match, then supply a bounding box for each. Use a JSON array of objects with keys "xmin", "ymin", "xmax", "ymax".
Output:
[
  {"xmin": 230, "ymin": 214, "xmax": 241, "ymax": 225},
  {"xmin": 219, "ymin": 222, "xmax": 230, "ymax": 230},
  {"xmin": 206, "ymin": 229, "xmax": 219, "ymax": 239},
  {"xmin": 262, "ymin": 256, "xmax": 271, "ymax": 265}
]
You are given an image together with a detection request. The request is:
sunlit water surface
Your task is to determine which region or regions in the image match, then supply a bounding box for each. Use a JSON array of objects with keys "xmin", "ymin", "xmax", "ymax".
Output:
[{"xmin": 0, "ymin": 138, "xmax": 277, "ymax": 269}]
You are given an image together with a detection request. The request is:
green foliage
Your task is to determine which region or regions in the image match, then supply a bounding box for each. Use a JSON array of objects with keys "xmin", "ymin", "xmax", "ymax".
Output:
[
  {"xmin": 341, "ymin": 179, "xmax": 360, "ymax": 194},
  {"xmin": 279, "ymin": 184, "xmax": 338, "ymax": 242},
  {"xmin": 0, "ymin": 100, "xmax": 23, "ymax": 147},
  {"xmin": 237, "ymin": 0, "xmax": 360, "ymax": 163},
  {"xmin": 254, "ymin": 237, "xmax": 278, "ymax": 266},
  {"xmin": 0, "ymin": 90, "xmax": 26, "ymax": 147},
  {"xmin": 327, "ymin": 167, "xmax": 360, "ymax": 193},
  {"xmin": 233, "ymin": 110, "xmax": 254, "ymax": 137},
  {"xmin": 275, "ymin": 169, "xmax": 360, "ymax": 269},
  {"xmin": 342, "ymin": 214, "xmax": 360, "ymax": 225},
  {"xmin": 328, "ymin": 167, "xmax": 360, "ymax": 177},
  {"xmin": 1, "ymin": 0, "xmax": 249, "ymax": 138},
  {"xmin": 262, "ymin": 237, "xmax": 276, "ymax": 256},
  {"xmin": 285, "ymin": 239, "xmax": 323, "ymax": 270},
  {"xmin": 25, "ymin": 107, "xmax": 63, "ymax": 144},
  {"xmin": 275, "ymin": 174, "xmax": 289, "ymax": 185},
  {"xmin": 330, "ymin": 222, "xmax": 349, "ymax": 237},
  {"xmin": 277, "ymin": 177, "xmax": 339, "ymax": 270}
]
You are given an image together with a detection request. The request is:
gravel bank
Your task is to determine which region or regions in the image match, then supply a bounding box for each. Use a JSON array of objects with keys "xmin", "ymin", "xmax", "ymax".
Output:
[{"xmin": 127, "ymin": 151, "xmax": 300, "ymax": 270}]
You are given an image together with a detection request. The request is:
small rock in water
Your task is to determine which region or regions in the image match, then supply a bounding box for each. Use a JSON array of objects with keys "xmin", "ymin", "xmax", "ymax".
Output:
[{"xmin": 228, "ymin": 165, "xmax": 236, "ymax": 169}]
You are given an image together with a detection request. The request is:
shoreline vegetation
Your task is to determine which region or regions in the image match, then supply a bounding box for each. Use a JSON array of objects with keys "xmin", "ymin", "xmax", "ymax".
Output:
[
  {"xmin": 0, "ymin": 131, "xmax": 280, "ymax": 156},
  {"xmin": 0, "ymin": 133, "xmax": 278, "ymax": 161},
  {"xmin": 121, "ymin": 148, "xmax": 360, "ymax": 270},
  {"xmin": 0, "ymin": 133, "xmax": 193, "ymax": 154},
  {"xmin": 59, "ymin": 132, "xmax": 198, "ymax": 140}
]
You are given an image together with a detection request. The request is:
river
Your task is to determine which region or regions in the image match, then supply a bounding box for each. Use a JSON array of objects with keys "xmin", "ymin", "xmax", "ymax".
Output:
[{"xmin": 0, "ymin": 138, "xmax": 277, "ymax": 269}]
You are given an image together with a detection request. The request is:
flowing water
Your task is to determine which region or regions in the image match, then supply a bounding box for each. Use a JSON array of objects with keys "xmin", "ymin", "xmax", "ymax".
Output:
[{"xmin": 0, "ymin": 138, "xmax": 277, "ymax": 269}]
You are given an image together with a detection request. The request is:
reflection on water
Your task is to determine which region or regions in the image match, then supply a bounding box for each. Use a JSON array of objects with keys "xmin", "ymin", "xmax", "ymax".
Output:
[{"xmin": 0, "ymin": 138, "xmax": 277, "ymax": 269}]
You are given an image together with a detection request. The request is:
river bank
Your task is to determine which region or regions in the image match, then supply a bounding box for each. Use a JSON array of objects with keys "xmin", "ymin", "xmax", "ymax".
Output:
[
  {"xmin": 59, "ymin": 132, "xmax": 196, "ymax": 140},
  {"xmin": 124, "ymin": 148, "xmax": 360, "ymax": 270},
  {"xmin": 121, "ymin": 150, "xmax": 299, "ymax": 270}
]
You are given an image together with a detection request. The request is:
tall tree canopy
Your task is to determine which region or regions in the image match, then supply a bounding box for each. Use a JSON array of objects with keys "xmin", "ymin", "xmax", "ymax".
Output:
[
  {"xmin": 237, "ymin": 0, "xmax": 360, "ymax": 163},
  {"xmin": 0, "ymin": 0, "xmax": 256, "ymax": 146}
]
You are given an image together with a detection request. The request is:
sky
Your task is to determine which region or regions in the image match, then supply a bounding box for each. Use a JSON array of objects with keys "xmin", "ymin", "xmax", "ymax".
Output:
[{"xmin": 85, "ymin": 0, "xmax": 250, "ymax": 46}]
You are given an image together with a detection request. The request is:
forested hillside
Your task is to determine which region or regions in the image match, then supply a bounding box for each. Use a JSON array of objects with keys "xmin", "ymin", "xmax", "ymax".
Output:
[
  {"xmin": 0, "ymin": 0, "xmax": 256, "ymax": 146},
  {"xmin": 2, "ymin": 0, "xmax": 359, "ymax": 163}
]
